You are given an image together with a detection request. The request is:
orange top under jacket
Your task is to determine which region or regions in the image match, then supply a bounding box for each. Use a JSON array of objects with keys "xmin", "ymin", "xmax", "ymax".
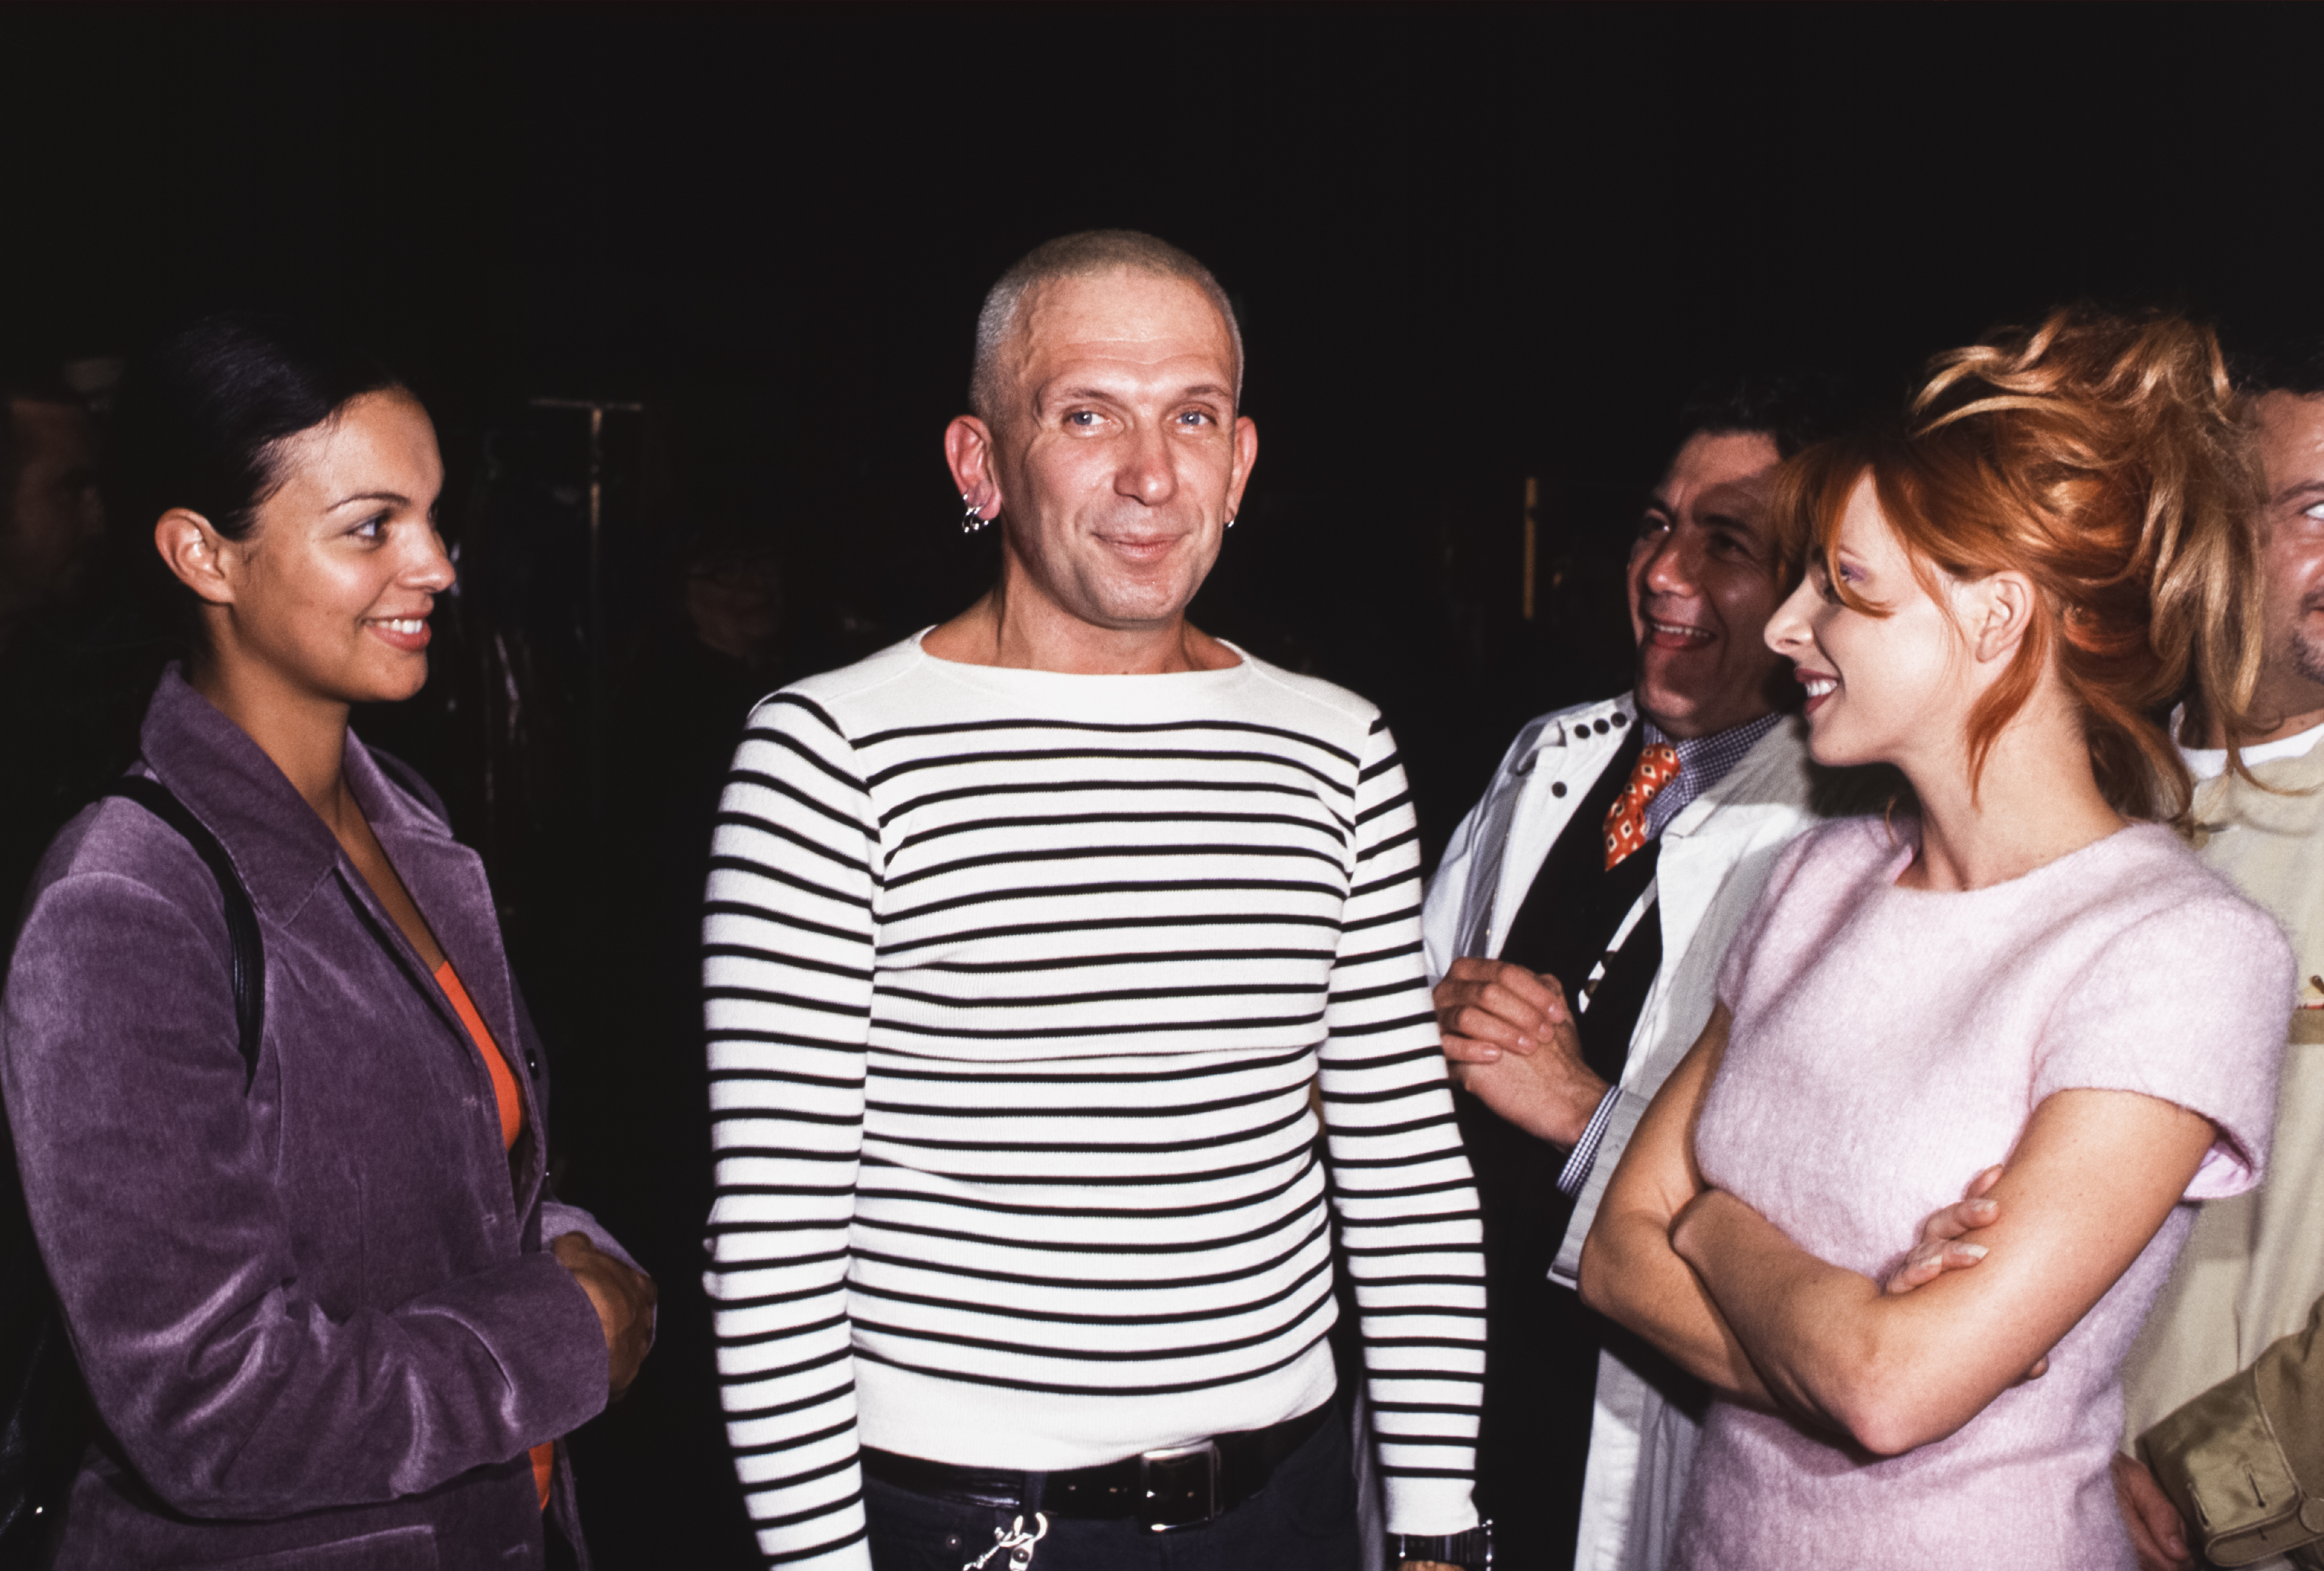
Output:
[{"xmin": 435, "ymin": 960, "xmax": 555, "ymax": 1512}]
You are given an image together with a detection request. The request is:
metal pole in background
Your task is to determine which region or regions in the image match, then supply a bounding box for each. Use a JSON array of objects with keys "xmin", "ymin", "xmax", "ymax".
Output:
[
  {"xmin": 529, "ymin": 398, "xmax": 644, "ymax": 839},
  {"xmin": 1522, "ymin": 474, "xmax": 1538, "ymax": 621}
]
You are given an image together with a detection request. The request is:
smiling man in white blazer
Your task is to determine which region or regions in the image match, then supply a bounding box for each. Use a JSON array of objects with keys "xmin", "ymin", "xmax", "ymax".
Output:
[{"xmin": 1421, "ymin": 382, "xmax": 1845, "ymax": 1571}]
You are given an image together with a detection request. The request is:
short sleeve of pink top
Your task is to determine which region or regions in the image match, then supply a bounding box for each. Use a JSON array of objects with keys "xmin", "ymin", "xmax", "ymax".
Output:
[{"xmin": 1672, "ymin": 818, "xmax": 2293, "ymax": 1571}]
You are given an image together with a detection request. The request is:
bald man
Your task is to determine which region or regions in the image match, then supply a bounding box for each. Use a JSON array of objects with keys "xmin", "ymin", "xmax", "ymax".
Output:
[{"xmin": 700, "ymin": 232, "xmax": 1488, "ymax": 1571}]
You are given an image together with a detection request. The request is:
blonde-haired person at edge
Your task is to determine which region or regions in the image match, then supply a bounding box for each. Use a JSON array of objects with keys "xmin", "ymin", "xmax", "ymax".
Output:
[
  {"xmin": 2114, "ymin": 340, "xmax": 2324, "ymax": 1571},
  {"xmin": 1460, "ymin": 309, "xmax": 2296, "ymax": 1568}
]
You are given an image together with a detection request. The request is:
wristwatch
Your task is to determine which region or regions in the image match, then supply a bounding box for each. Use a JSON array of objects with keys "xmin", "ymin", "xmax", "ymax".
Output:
[{"xmin": 1391, "ymin": 1520, "xmax": 1492, "ymax": 1569}]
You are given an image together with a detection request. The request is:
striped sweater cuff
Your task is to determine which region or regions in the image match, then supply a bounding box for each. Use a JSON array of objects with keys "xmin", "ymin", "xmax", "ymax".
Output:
[{"xmin": 1383, "ymin": 1474, "xmax": 1485, "ymax": 1538}]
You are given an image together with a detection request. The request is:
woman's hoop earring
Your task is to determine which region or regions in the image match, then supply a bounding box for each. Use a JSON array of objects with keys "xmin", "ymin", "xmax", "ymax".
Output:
[
  {"xmin": 961, "ymin": 496, "xmax": 989, "ymax": 534},
  {"xmin": 1225, "ymin": 515, "xmax": 1237, "ymax": 529}
]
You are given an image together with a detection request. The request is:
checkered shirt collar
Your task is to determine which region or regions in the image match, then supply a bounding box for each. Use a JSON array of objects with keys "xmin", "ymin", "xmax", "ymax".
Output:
[{"xmin": 1638, "ymin": 711, "xmax": 1784, "ymax": 838}]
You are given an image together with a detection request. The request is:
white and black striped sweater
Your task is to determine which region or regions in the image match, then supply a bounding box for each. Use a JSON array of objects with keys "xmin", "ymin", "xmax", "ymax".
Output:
[{"xmin": 702, "ymin": 634, "xmax": 1485, "ymax": 1568}]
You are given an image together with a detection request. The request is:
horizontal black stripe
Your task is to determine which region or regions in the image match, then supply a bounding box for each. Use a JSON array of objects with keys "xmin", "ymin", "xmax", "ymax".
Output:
[
  {"xmin": 915, "ymin": 946, "xmax": 1337, "ymax": 974},
  {"xmin": 705, "ymin": 943, "xmax": 875, "ymax": 984},
  {"xmin": 850, "ymin": 1252, "xmax": 1332, "ymax": 1328},
  {"xmin": 866, "ymin": 744, "xmax": 1353, "ymax": 798},
  {"xmin": 723, "ymin": 766, "xmax": 865, "ymax": 837},
  {"xmin": 703, "ymin": 900, "xmax": 867, "ymax": 949},
  {"xmin": 863, "ymin": 1082, "xmax": 1299, "ymax": 1122},
  {"xmin": 745, "ymin": 1452, "xmax": 858, "ymax": 1495},
  {"xmin": 875, "ymin": 909, "xmax": 1343, "ymax": 959},
  {"xmin": 857, "ymin": 1144, "xmax": 1312, "ymax": 1189},
  {"xmin": 882, "ymin": 875, "xmax": 1344, "ymax": 928},
  {"xmin": 855, "ymin": 1149, "xmax": 1320, "ymax": 1220},
  {"xmin": 865, "ymin": 1040, "xmax": 1311, "ymax": 1084},
  {"xmin": 755, "ymin": 689, "xmax": 848, "ymax": 741},
  {"xmin": 879, "ymin": 979, "xmax": 1320, "ymax": 1010},
  {"xmin": 849, "ymin": 1319, "xmax": 1335, "ymax": 1398},
  {"xmin": 851, "ymin": 1211, "xmax": 1329, "ymax": 1287},
  {"xmin": 885, "ymin": 838, "xmax": 1346, "ymax": 892},
  {"xmin": 715, "ymin": 1381, "xmax": 851, "ymax": 1425},
  {"xmin": 892, "ymin": 808, "xmax": 1348, "ymax": 857},
  {"xmin": 706, "ymin": 855, "xmax": 870, "ymax": 913},
  {"xmin": 864, "ymin": 1098, "xmax": 1313, "ymax": 1155},
  {"xmin": 853, "ymin": 714, "xmax": 1359, "ymax": 768},
  {"xmin": 851, "ymin": 1203, "xmax": 1330, "ymax": 1265},
  {"xmin": 871, "ymin": 1009, "xmax": 1327, "ymax": 1044},
  {"xmin": 716, "ymin": 808, "xmax": 873, "ymax": 876},
  {"xmin": 746, "ymin": 1488, "xmax": 867, "ymax": 1536},
  {"xmin": 705, "ymin": 985, "xmax": 870, "ymax": 1020},
  {"xmin": 737, "ymin": 723, "xmax": 865, "ymax": 796},
  {"xmin": 880, "ymin": 774, "xmax": 1350, "ymax": 831},
  {"xmin": 854, "ymin": 1287, "xmax": 1336, "ymax": 1363}
]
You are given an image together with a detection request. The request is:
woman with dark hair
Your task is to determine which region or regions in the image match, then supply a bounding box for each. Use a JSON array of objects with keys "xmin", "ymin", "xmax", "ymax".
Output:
[
  {"xmin": 1462, "ymin": 310, "xmax": 2296, "ymax": 1567},
  {"xmin": 0, "ymin": 313, "xmax": 654, "ymax": 1570}
]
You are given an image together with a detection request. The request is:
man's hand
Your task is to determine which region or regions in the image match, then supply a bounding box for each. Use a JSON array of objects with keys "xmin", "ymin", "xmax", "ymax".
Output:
[
  {"xmin": 2113, "ymin": 1452, "xmax": 2194, "ymax": 1571},
  {"xmin": 552, "ymin": 1231, "xmax": 658, "ymax": 1397},
  {"xmin": 1434, "ymin": 957, "xmax": 1606, "ymax": 1147},
  {"xmin": 1880, "ymin": 1166, "xmax": 2049, "ymax": 1384}
]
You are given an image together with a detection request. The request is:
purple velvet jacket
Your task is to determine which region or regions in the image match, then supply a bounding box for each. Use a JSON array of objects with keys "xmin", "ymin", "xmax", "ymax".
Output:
[{"xmin": 1, "ymin": 670, "xmax": 624, "ymax": 1571}]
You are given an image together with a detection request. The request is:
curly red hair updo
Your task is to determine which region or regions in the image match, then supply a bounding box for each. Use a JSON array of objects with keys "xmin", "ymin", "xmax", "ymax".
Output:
[{"xmin": 1775, "ymin": 307, "xmax": 2269, "ymax": 827}]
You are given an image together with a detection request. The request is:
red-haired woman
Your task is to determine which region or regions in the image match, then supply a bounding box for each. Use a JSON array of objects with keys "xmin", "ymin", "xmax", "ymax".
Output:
[{"xmin": 1461, "ymin": 311, "xmax": 2295, "ymax": 1568}]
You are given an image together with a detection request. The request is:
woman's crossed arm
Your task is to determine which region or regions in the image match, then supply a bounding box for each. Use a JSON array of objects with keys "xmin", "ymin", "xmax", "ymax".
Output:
[{"xmin": 1574, "ymin": 1002, "xmax": 2215, "ymax": 1456}]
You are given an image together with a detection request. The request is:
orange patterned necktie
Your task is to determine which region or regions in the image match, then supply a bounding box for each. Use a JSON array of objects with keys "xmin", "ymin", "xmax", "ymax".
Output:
[{"xmin": 1604, "ymin": 743, "xmax": 1682, "ymax": 870}]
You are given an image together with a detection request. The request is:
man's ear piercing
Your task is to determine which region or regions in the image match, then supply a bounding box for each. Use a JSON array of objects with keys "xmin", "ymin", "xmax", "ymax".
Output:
[{"xmin": 961, "ymin": 496, "xmax": 989, "ymax": 534}]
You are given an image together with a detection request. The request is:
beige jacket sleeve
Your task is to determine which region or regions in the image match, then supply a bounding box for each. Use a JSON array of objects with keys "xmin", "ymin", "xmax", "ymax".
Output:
[{"xmin": 2143, "ymin": 1294, "xmax": 2324, "ymax": 1569}]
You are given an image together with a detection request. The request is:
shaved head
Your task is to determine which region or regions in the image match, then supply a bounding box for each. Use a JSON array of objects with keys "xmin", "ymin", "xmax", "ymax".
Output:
[{"xmin": 971, "ymin": 230, "xmax": 1242, "ymax": 424}]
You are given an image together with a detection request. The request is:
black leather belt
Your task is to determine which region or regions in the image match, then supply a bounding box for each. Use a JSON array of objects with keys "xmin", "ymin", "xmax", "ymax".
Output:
[{"xmin": 860, "ymin": 1402, "xmax": 1332, "ymax": 1533}]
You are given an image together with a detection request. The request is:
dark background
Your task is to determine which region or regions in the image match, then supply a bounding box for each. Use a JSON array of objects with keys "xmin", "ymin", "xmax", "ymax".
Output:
[{"xmin": 4, "ymin": 6, "xmax": 2320, "ymax": 1565}]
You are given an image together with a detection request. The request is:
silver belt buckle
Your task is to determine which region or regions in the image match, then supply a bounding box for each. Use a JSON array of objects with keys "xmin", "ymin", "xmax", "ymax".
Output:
[{"xmin": 1136, "ymin": 1438, "xmax": 1221, "ymax": 1532}]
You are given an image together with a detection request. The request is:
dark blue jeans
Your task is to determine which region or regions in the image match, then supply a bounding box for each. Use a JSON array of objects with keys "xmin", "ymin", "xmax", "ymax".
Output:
[{"xmin": 865, "ymin": 1411, "xmax": 1362, "ymax": 1571}]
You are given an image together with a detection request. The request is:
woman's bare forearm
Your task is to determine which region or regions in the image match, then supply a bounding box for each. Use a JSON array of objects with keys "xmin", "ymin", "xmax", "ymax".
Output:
[
  {"xmin": 1671, "ymin": 1190, "xmax": 1886, "ymax": 1442},
  {"xmin": 1577, "ymin": 1004, "xmax": 1775, "ymax": 1408},
  {"xmin": 1583, "ymin": 1198, "xmax": 1776, "ymax": 1405}
]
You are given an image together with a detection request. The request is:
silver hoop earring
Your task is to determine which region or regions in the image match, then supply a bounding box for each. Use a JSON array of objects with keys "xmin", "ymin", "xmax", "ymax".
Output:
[
  {"xmin": 961, "ymin": 495, "xmax": 989, "ymax": 534},
  {"xmin": 1225, "ymin": 515, "xmax": 1237, "ymax": 529}
]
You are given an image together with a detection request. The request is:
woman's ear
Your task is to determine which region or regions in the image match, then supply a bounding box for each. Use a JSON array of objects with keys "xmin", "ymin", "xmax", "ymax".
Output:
[
  {"xmin": 1969, "ymin": 571, "xmax": 2037, "ymax": 666},
  {"xmin": 154, "ymin": 509, "xmax": 236, "ymax": 606}
]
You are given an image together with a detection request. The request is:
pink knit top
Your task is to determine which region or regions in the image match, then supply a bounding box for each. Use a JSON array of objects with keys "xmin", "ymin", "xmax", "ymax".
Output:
[{"xmin": 1671, "ymin": 818, "xmax": 2292, "ymax": 1569}]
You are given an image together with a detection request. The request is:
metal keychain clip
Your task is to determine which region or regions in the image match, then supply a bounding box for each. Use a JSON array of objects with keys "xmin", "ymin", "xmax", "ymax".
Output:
[{"xmin": 964, "ymin": 1512, "xmax": 1049, "ymax": 1571}]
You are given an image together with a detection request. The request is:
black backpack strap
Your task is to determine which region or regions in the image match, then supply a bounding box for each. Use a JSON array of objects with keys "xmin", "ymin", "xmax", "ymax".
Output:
[{"xmin": 100, "ymin": 778, "xmax": 266, "ymax": 1089}]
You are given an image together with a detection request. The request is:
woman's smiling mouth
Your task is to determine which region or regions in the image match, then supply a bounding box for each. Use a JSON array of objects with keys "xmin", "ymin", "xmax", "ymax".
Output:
[{"xmin": 365, "ymin": 615, "xmax": 432, "ymax": 652}]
